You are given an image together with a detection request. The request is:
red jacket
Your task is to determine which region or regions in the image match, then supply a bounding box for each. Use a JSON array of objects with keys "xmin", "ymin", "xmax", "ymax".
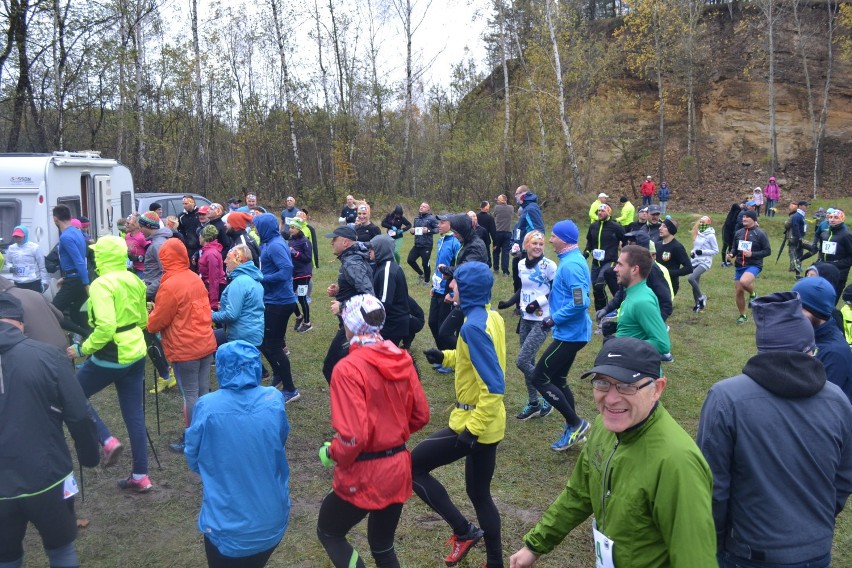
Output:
[
  {"xmin": 641, "ymin": 180, "xmax": 656, "ymax": 197},
  {"xmin": 329, "ymin": 340, "xmax": 430, "ymax": 510},
  {"xmin": 147, "ymin": 239, "xmax": 217, "ymax": 363},
  {"xmin": 198, "ymin": 241, "xmax": 226, "ymax": 309}
]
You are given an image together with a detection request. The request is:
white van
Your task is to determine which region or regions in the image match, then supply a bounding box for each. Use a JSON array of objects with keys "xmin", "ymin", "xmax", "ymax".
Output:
[{"xmin": 0, "ymin": 151, "xmax": 133, "ymax": 256}]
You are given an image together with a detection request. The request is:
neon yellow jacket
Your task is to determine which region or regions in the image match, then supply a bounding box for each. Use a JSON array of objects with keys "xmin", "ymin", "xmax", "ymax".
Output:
[{"xmin": 616, "ymin": 200, "xmax": 635, "ymax": 227}]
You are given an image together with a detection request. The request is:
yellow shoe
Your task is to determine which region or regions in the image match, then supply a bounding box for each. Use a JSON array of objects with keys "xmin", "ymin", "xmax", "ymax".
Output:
[
  {"xmin": 165, "ymin": 375, "xmax": 177, "ymax": 390},
  {"xmin": 149, "ymin": 377, "xmax": 170, "ymax": 394}
]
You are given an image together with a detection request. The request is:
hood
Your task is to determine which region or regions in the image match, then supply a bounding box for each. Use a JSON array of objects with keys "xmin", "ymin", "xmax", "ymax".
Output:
[
  {"xmin": 742, "ymin": 352, "xmax": 826, "ymax": 398},
  {"xmin": 215, "ymin": 340, "xmax": 262, "ymax": 390},
  {"xmin": 253, "ymin": 213, "xmax": 281, "ymax": 243},
  {"xmin": 230, "ymin": 259, "xmax": 263, "ymax": 281},
  {"xmin": 353, "ymin": 341, "xmax": 415, "ymax": 382},
  {"xmin": 13, "ymin": 225, "xmax": 28, "ymax": 244},
  {"xmin": 698, "ymin": 226, "xmax": 716, "ymax": 236},
  {"xmin": 159, "ymin": 238, "xmax": 189, "ymax": 274},
  {"xmin": 449, "ymin": 214, "xmax": 475, "ymax": 243},
  {"xmin": 393, "ymin": 205, "xmax": 403, "ymax": 215},
  {"xmin": 91, "ymin": 235, "xmax": 130, "ymax": 275},
  {"xmin": 370, "ymin": 234, "xmax": 395, "ymax": 263},
  {"xmin": 0, "ymin": 321, "xmax": 26, "ymax": 353},
  {"xmin": 804, "ymin": 262, "xmax": 840, "ymax": 289},
  {"xmin": 455, "ymin": 261, "xmax": 493, "ymax": 313},
  {"xmin": 202, "ymin": 240, "xmax": 223, "ymax": 254},
  {"xmin": 521, "ymin": 192, "xmax": 539, "ymax": 204}
]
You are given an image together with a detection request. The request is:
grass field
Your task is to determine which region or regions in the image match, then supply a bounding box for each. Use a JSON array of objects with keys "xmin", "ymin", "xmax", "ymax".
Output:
[{"xmin": 23, "ymin": 201, "xmax": 852, "ymax": 567}]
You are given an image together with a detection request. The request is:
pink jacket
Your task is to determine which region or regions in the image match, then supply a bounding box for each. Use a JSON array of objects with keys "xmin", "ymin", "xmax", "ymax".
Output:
[
  {"xmin": 125, "ymin": 230, "xmax": 148, "ymax": 272},
  {"xmin": 764, "ymin": 182, "xmax": 780, "ymax": 201},
  {"xmin": 198, "ymin": 241, "xmax": 226, "ymax": 309}
]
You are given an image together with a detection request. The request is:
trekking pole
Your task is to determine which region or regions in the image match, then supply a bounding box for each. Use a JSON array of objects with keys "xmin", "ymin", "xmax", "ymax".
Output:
[
  {"xmin": 142, "ymin": 374, "xmax": 162, "ymax": 470},
  {"xmin": 154, "ymin": 363, "xmax": 161, "ymax": 435},
  {"xmin": 79, "ymin": 463, "xmax": 85, "ymax": 503},
  {"xmin": 147, "ymin": 427, "xmax": 162, "ymax": 470}
]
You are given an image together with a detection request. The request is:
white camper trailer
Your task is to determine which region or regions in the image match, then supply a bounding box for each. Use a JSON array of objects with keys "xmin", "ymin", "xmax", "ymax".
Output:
[{"xmin": 0, "ymin": 151, "xmax": 134, "ymax": 257}]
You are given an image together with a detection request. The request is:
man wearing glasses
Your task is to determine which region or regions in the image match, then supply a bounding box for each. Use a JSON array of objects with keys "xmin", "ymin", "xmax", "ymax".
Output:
[{"xmin": 510, "ymin": 337, "xmax": 717, "ymax": 568}]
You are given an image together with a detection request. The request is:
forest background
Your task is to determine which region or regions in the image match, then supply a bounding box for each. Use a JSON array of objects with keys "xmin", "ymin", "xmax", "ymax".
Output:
[{"xmin": 1, "ymin": 0, "xmax": 852, "ymax": 214}]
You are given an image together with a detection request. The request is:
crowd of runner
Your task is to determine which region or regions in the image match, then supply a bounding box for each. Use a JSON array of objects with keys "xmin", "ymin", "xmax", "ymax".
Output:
[{"xmin": 1, "ymin": 182, "xmax": 852, "ymax": 568}]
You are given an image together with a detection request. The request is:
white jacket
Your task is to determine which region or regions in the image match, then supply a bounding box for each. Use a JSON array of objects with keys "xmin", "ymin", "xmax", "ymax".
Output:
[
  {"xmin": 7, "ymin": 241, "xmax": 48, "ymax": 286},
  {"xmin": 691, "ymin": 227, "xmax": 719, "ymax": 271}
]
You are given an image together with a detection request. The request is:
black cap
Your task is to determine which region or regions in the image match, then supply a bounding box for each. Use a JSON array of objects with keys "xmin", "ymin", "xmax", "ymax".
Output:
[
  {"xmin": 436, "ymin": 212, "xmax": 453, "ymax": 221},
  {"xmin": 743, "ymin": 210, "xmax": 758, "ymax": 221},
  {"xmin": 624, "ymin": 230, "xmax": 651, "ymax": 249},
  {"xmin": 0, "ymin": 292, "xmax": 24, "ymax": 322},
  {"xmin": 227, "ymin": 197, "xmax": 242, "ymax": 204},
  {"xmin": 325, "ymin": 226, "xmax": 357, "ymax": 240},
  {"xmin": 797, "ymin": 200, "xmax": 810, "ymax": 207},
  {"xmin": 648, "ymin": 204, "xmax": 662, "ymax": 214},
  {"xmin": 581, "ymin": 337, "xmax": 661, "ymax": 383}
]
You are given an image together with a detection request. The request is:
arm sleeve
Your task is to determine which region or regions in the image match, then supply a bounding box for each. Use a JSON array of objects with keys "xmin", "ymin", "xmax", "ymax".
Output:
[
  {"xmin": 696, "ymin": 387, "xmax": 733, "ymax": 548},
  {"xmin": 184, "ymin": 400, "xmax": 205, "ymax": 473},
  {"xmin": 408, "ymin": 366, "xmax": 431, "ymax": 434},
  {"xmin": 550, "ymin": 265, "xmax": 590, "ymax": 325},
  {"xmin": 64, "ymin": 233, "xmax": 90, "ymax": 285},
  {"xmin": 261, "ymin": 248, "xmax": 290, "ymax": 286},
  {"xmin": 212, "ymin": 283, "xmax": 244, "ymax": 324},
  {"xmin": 636, "ymin": 299, "xmax": 671, "ymax": 354},
  {"xmin": 670, "ymin": 243, "xmax": 694, "ymax": 277},
  {"xmin": 36, "ymin": 246, "xmax": 48, "ymax": 285},
  {"xmin": 752, "ymin": 231, "xmax": 771, "ymax": 260},
  {"xmin": 400, "ymin": 216, "xmax": 412, "ymax": 232},
  {"xmin": 329, "ymin": 361, "xmax": 369, "ymax": 467},
  {"xmin": 56, "ymin": 350, "xmax": 100, "ymax": 467},
  {"xmin": 705, "ymin": 235, "xmax": 719, "ymax": 256},
  {"xmin": 80, "ymin": 284, "xmax": 117, "ymax": 355},
  {"xmin": 146, "ymin": 283, "xmax": 178, "ymax": 334},
  {"xmin": 344, "ymin": 259, "xmax": 375, "ymax": 296},
  {"xmin": 460, "ymin": 323, "xmax": 505, "ymax": 438},
  {"xmin": 381, "ymin": 215, "xmax": 393, "ymax": 230}
]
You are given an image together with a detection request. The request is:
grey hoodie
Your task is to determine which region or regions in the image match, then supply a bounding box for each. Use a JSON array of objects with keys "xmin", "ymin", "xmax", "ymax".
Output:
[{"xmin": 143, "ymin": 227, "xmax": 174, "ymax": 300}]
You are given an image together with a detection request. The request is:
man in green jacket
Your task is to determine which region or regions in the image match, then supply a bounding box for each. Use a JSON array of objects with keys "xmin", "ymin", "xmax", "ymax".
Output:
[
  {"xmin": 613, "ymin": 244, "xmax": 671, "ymax": 359},
  {"xmin": 509, "ymin": 337, "xmax": 716, "ymax": 568}
]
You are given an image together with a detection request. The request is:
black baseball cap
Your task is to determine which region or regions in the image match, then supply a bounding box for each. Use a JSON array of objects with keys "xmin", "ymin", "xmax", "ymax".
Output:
[
  {"xmin": 648, "ymin": 204, "xmax": 662, "ymax": 215},
  {"xmin": 325, "ymin": 226, "xmax": 357, "ymax": 240},
  {"xmin": 436, "ymin": 212, "xmax": 453, "ymax": 221},
  {"xmin": 581, "ymin": 337, "xmax": 662, "ymax": 383},
  {"xmin": 227, "ymin": 197, "xmax": 242, "ymax": 204}
]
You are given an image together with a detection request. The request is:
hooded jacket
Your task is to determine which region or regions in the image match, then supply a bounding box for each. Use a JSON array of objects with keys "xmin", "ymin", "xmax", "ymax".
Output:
[
  {"xmin": 817, "ymin": 222, "xmax": 852, "ymax": 277},
  {"xmin": 584, "ymin": 218, "xmax": 625, "ymax": 266},
  {"xmin": 335, "ymin": 244, "xmax": 374, "ymax": 306},
  {"xmin": 439, "ymin": 262, "xmax": 506, "ymax": 444},
  {"xmin": 328, "ymin": 340, "xmax": 429, "ymax": 509},
  {"xmin": 253, "ymin": 214, "xmax": 297, "ymax": 306},
  {"xmin": 512, "ymin": 192, "xmax": 545, "ymax": 246},
  {"xmin": 0, "ymin": 322, "xmax": 100, "ymax": 499},
  {"xmin": 57, "ymin": 225, "xmax": 89, "ymax": 285},
  {"xmin": 698, "ymin": 352, "xmax": 852, "ymax": 564},
  {"xmin": 288, "ymin": 233, "xmax": 313, "ymax": 280},
  {"xmin": 732, "ymin": 225, "xmax": 771, "ymax": 269},
  {"xmin": 7, "ymin": 225, "xmax": 47, "ymax": 286},
  {"xmin": 178, "ymin": 207, "xmax": 201, "ymax": 258},
  {"xmin": 82, "ymin": 236, "xmax": 148, "ymax": 364},
  {"xmin": 616, "ymin": 200, "xmax": 635, "ymax": 227},
  {"xmin": 227, "ymin": 228, "xmax": 261, "ymax": 268},
  {"xmin": 147, "ymin": 239, "xmax": 216, "ymax": 363},
  {"xmin": 691, "ymin": 226, "xmax": 719, "ymax": 270},
  {"xmin": 212, "ymin": 261, "xmax": 264, "ymax": 346},
  {"xmin": 185, "ymin": 341, "xmax": 291, "ymax": 558},
  {"xmin": 198, "ymin": 240, "xmax": 226, "ymax": 309},
  {"xmin": 370, "ymin": 235, "xmax": 410, "ymax": 341},
  {"xmin": 431, "ymin": 232, "xmax": 460, "ymax": 294},
  {"xmin": 814, "ymin": 320, "xmax": 852, "ymax": 402},
  {"xmin": 143, "ymin": 227, "xmax": 175, "ymax": 300},
  {"xmin": 449, "ymin": 214, "xmax": 489, "ymax": 265},
  {"xmin": 550, "ymin": 247, "xmax": 593, "ymax": 342},
  {"xmin": 381, "ymin": 207, "xmax": 412, "ymax": 240},
  {"xmin": 411, "ymin": 211, "xmax": 439, "ymax": 248}
]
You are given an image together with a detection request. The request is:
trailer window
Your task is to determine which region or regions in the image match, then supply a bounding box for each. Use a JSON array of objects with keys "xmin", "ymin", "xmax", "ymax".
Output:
[
  {"xmin": 0, "ymin": 199, "xmax": 22, "ymax": 248},
  {"xmin": 57, "ymin": 196, "xmax": 81, "ymax": 219},
  {"xmin": 121, "ymin": 191, "xmax": 132, "ymax": 218}
]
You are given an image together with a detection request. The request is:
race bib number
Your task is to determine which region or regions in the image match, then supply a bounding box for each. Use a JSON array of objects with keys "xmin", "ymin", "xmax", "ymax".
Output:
[
  {"xmin": 661, "ymin": 251, "xmax": 670, "ymax": 262},
  {"xmin": 388, "ymin": 230, "xmax": 396, "ymax": 237},
  {"xmin": 284, "ymin": 217, "xmax": 293, "ymax": 226},
  {"xmin": 63, "ymin": 474, "xmax": 79, "ymax": 499},
  {"xmin": 737, "ymin": 240, "xmax": 752, "ymax": 252},
  {"xmin": 432, "ymin": 272, "xmax": 443, "ymax": 290},
  {"xmin": 13, "ymin": 266, "xmax": 26, "ymax": 276},
  {"xmin": 414, "ymin": 227, "xmax": 424, "ymax": 236},
  {"xmin": 297, "ymin": 285, "xmax": 309, "ymax": 297},
  {"xmin": 521, "ymin": 291, "xmax": 534, "ymax": 306},
  {"xmin": 515, "ymin": 229, "xmax": 521, "ymax": 240},
  {"xmin": 822, "ymin": 241, "xmax": 838, "ymax": 255},
  {"xmin": 592, "ymin": 249, "xmax": 605, "ymax": 261},
  {"xmin": 592, "ymin": 519, "xmax": 615, "ymax": 568}
]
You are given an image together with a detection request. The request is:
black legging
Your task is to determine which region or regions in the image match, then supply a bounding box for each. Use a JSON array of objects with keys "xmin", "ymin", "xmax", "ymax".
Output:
[
  {"xmin": 204, "ymin": 536, "xmax": 277, "ymax": 568},
  {"xmin": 428, "ymin": 294, "xmax": 453, "ymax": 350},
  {"xmin": 260, "ymin": 303, "xmax": 297, "ymax": 391},
  {"xmin": 406, "ymin": 246, "xmax": 432, "ymax": 282},
  {"xmin": 317, "ymin": 492, "xmax": 403, "ymax": 568},
  {"xmin": 292, "ymin": 278, "xmax": 311, "ymax": 324},
  {"xmin": 437, "ymin": 306, "xmax": 464, "ymax": 350},
  {"xmin": 531, "ymin": 340, "xmax": 587, "ymax": 428},
  {"xmin": 411, "ymin": 428, "xmax": 502, "ymax": 566},
  {"xmin": 323, "ymin": 323, "xmax": 348, "ymax": 384}
]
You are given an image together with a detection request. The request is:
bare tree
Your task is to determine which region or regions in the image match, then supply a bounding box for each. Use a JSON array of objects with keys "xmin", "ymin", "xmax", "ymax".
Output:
[
  {"xmin": 755, "ymin": 0, "xmax": 782, "ymax": 175},
  {"xmin": 498, "ymin": 0, "xmax": 511, "ymax": 191}
]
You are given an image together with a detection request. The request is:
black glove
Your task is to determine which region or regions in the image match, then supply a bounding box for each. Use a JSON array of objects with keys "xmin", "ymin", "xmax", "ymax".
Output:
[
  {"xmin": 541, "ymin": 317, "xmax": 555, "ymax": 330},
  {"xmin": 694, "ymin": 249, "xmax": 702, "ymax": 256},
  {"xmin": 423, "ymin": 348, "xmax": 444, "ymax": 365},
  {"xmin": 595, "ymin": 308, "xmax": 607, "ymax": 323},
  {"xmin": 497, "ymin": 300, "xmax": 513, "ymax": 310},
  {"xmin": 456, "ymin": 428, "xmax": 478, "ymax": 450},
  {"xmin": 525, "ymin": 300, "xmax": 540, "ymax": 314},
  {"xmin": 583, "ymin": 250, "xmax": 590, "ymax": 259}
]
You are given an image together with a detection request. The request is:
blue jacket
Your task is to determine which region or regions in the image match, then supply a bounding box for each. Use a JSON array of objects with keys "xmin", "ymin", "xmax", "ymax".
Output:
[
  {"xmin": 254, "ymin": 214, "xmax": 297, "ymax": 305},
  {"xmin": 791, "ymin": 210, "xmax": 806, "ymax": 241},
  {"xmin": 658, "ymin": 184, "xmax": 670, "ymax": 201},
  {"xmin": 58, "ymin": 226, "xmax": 89, "ymax": 284},
  {"xmin": 185, "ymin": 341, "xmax": 290, "ymax": 558},
  {"xmin": 512, "ymin": 192, "xmax": 545, "ymax": 246},
  {"xmin": 550, "ymin": 247, "xmax": 592, "ymax": 342},
  {"xmin": 815, "ymin": 320, "xmax": 852, "ymax": 403},
  {"xmin": 212, "ymin": 262, "xmax": 265, "ymax": 346},
  {"xmin": 431, "ymin": 233, "xmax": 460, "ymax": 294}
]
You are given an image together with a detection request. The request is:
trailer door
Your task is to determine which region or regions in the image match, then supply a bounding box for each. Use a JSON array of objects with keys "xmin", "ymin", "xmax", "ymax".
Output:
[{"xmin": 93, "ymin": 174, "xmax": 112, "ymax": 238}]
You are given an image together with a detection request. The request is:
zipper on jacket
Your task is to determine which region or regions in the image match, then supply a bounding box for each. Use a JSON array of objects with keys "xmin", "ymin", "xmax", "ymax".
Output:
[{"xmin": 599, "ymin": 437, "xmax": 620, "ymax": 529}]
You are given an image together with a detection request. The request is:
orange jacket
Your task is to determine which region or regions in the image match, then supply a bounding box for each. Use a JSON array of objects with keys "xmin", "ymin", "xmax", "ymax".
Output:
[{"xmin": 147, "ymin": 239, "xmax": 216, "ymax": 363}]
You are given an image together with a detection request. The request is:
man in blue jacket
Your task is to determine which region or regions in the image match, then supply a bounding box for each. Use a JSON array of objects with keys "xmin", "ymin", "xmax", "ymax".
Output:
[
  {"xmin": 185, "ymin": 340, "xmax": 291, "ymax": 567},
  {"xmin": 511, "ymin": 186, "xmax": 545, "ymax": 293},
  {"xmin": 530, "ymin": 220, "xmax": 594, "ymax": 451},
  {"xmin": 428, "ymin": 215, "xmax": 461, "ymax": 366},
  {"xmin": 51, "ymin": 205, "xmax": 90, "ymax": 333},
  {"xmin": 254, "ymin": 214, "xmax": 300, "ymax": 402}
]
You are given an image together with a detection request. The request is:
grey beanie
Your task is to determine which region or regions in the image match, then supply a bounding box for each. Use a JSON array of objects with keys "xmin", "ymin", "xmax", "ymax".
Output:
[{"xmin": 751, "ymin": 291, "xmax": 815, "ymax": 353}]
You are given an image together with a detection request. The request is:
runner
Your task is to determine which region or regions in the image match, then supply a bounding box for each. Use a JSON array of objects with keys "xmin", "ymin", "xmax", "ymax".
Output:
[
  {"xmin": 688, "ymin": 216, "xmax": 719, "ymax": 312},
  {"xmin": 726, "ymin": 210, "xmax": 770, "ymax": 324},
  {"xmin": 655, "ymin": 218, "xmax": 692, "ymax": 297}
]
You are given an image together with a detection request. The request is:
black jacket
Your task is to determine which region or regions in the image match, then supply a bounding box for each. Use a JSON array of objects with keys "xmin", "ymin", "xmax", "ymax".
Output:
[
  {"xmin": 210, "ymin": 217, "xmax": 230, "ymax": 260},
  {"xmin": 411, "ymin": 212, "xmax": 439, "ymax": 248},
  {"xmin": 355, "ymin": 223, "xmax": 381, "ymax": 243},
  {"xmin": 340, "ymin": 205, "xmax": 357, "ymax": 224},
  {"xmin": 228, "ymin": 230, "xmax": 261, "ymax": 268},
  {"xmin": 178, "ymin": 208, "xmax": 202, "ymax": 257},
  {"xmin": 336, "ymin": 245, "xmax": 375, "ymax": 305},
  {"xmin": 476, "ymin": 211, "xmax": 496, "ymax": 249},
  {"xmin": 370, "ymin": 236, "xmax": 410, "ymax": 341},
  {"xmin": 0, "ymin": 322, "xmax": 99, "ymax": 498},
  {"xmin": 381, "ymin": 210, "xmax": 412, "ymax": 240},
  {"xmin": 732, "ymin": 226, "xmax": 771, "ymax": 269},
  {"xmin": 817, "ymin": 223, "xmax": 852, "ymax": 277},
  {"xmin": 449, "ymin": 214, "xmax": 490, "ymax": 266},
  {"xmin": 585, "ymin": 218, "xmax": 626, "ymax": 265},
  {"xmin": 657, "ymin": 238, "xmax": 694, "ymax": 278}
]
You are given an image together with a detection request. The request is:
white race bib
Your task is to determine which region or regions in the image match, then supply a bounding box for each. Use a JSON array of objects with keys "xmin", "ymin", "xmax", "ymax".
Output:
[
  {"xmin": 284, "ymin": 217, "xmax": 294, "ymax": 226},
  {"xmin": 521, "ymin": 291, "xmax": 534, "ymax": 306},
  {"xmin": 388, "ymin": 230, "xmax": 396, "ymax": 237},
  {"xmin": 592, "ymin": 249, "xmax": 605, "ymax": 261},
  {"xmin": 592, "ymin": 519, "xmax": 616, "ymax": 568},
  {"xmin": 338, "ymin": 217, "xmax": 346, "ymax": 224},
  {"xmin": 737, "ymin": 240, "xmax": 752, "ymax": 252},
  {"xmin": 63, "ymin": 474, "xmax": 79, "ymax": 499},
  {"xmin": 432, "ymin": 272, "xmax": 443, "ymax": 290},
  {"xmin": 515, "ymin": 229, "xmax": 521, "ymax": 240},
  {"xmin": 13, "ymin": 266, "xmax": 26, "ymax": 276},
  {"xmin": 297, "ymin": 285, "xmax": 309, "ymax": 297},
  {"xmin": 414, "ymin": 227, "xmax": 424, "ymax": 236},
  {"xmin": 822, "ymin": 241, "xmax": 838, "ymax": 255}
]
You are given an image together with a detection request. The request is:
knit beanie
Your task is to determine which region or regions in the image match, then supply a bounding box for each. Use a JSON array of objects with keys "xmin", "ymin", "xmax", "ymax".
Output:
[
  {"xmin": 793, "ymin": 277, "xmax": 836, "ymax": 320},
  {"xmin": 139, "ymin": 211, "xmax": 160, "ymax": 229},
  {"xmin": 662, "ymin": 218, "xmax": 678, "ymax": 235},
  {"xmin": 289, "ymin": 217, "xmax": 308, "ymax": 234},
  {"xmin": 228, "ymin": 212, "xmax": 252, "ymax": 232},
  {"xmin": 552, "ymin": 220, "xmax": 579, "ymax": 244},
  {"xmin": 743, "ymin": 210, "xmax": 758, "ymax": 221},
  {"xmin": 752, "ymin": 292, "xmax": 816, "ymax": 353},
  {"xmin": 201, "ymin": 224, "xmax": 219, "ymax": 242}
]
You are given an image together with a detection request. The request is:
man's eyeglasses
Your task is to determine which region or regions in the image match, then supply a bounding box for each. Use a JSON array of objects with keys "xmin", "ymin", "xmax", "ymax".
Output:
[{"xmin": 590, "ymin": 377, "xmax": 656, "ymax": 396}]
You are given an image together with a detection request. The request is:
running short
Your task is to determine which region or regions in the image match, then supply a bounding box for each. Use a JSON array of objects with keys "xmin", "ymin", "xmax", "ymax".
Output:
[{"xmin": 734, "ymin": 266, "xmax": 761, "ymax": 281}]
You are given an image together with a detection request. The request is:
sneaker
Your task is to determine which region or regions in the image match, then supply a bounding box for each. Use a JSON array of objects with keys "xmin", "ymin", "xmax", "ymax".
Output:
[
  {"xmin": 102, "ymin": 437, "xmax": 123, "ymax": 467},
  {"xmin": 515, "ymin": 401, "xmax": 542, "ymax": 421},
  {"xmin": 436, "ymin": 365, "xmax": 453, "ymax": 375},
  {"xmin": 148, "ymin": 377, "xmax": 170, "ymax": 394},
  {"xmin": 661, "ymin": 352, "xmax": 674, "ymax": 363},
  {"xmin": 297, "ymin": 322, "xmax": 313, "ymax": 333},
  {"xmin": 282, "ymin": 389, "xmax": 300, "ymax": 403},
  {"xmin": 168, "ymin": 440, "xmax": 185, "ymax": 454},
  {"xmin": 293, "ymin": 315, "xmax": 303, "ymax": 331},
  {"xmin": 721, "ymin": 261, "xmax": 732, "ymax": 267},
  {"xmin": 736, "ymin": 314, "xmax": 748, "ymax": 325},
  {"xmin": 552, "ymin": 419, "xmax": 590, "ymax": 452},
  {"xmin": 699, "ymin": 295, "xmax": 707, "ymax": 310},
  {"xmin": 538, "ymin": 399, "xmax": 553, "ymax": 418},
  {"xmin": 117, "ymin": 474, "xmax": 153, "ymax": 493},
  {"xmin": 691, "ymin": 304, "xmax": 701, "ymax": 313},
  {"xmin": 444, "ymin": 525, "xmax": 484, "ymax": 567}
]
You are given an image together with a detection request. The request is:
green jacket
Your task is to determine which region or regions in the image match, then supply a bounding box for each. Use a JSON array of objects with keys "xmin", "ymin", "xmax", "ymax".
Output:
[
  {"xmin": 616, "ymin": 280, "xmax": 671, "ymax": 355},
  {"xmin": 524, "ymin": 405, "xmax": 717, "ymax": 567},
  {"xmin": 81, "ymin": 236, "xmax": 148, "ymax": 364}
]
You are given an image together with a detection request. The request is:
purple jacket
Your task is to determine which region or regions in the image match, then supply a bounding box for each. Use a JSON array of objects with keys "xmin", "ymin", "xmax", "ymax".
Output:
[
  {"xmin": 289, "ymin": 234, "xmax": 313, "ymax": 280},
  {"xmin": 764, "ymin": 182, "xmax": 780, "ymax": 201}
]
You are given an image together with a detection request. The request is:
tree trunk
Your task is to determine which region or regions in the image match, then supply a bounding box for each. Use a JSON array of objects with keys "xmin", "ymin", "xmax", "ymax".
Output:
[
  {"xmin": 499, "ymin": 1, "xmax": 510, "ymax": 192},
  {"xmin": 511, "ymin": 23, "xmax": 549, "ymax": 195},
  {"xmin": 545, "ymin": 0, "xmax": 582, "ymax": 195},
  {"xmin": 190, "ymin": 0, "xmax": 207, "ymax": 193},
  {"xmin": 814, "ymin": 1, "xmax": 835, "ymax": 195},
  {"xmin": 766, "ymin": 0, "xmax": 778, "ymax": 175},
  {"xmin": 134, "ymin": 22, "xmax": 147, "ymax": 178}
]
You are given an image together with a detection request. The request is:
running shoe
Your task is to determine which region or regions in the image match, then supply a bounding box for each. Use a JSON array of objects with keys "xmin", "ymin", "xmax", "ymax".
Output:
[
  {"xmin": 661, "ymin": 352, "xmax": 674, "ymax": 363},
  {"xmin": 293, "ymin": 315, "xmax": 303, "ymax": 331},
  {"xmin": 282, "ymin": 389, "xmax": 301, "ymax": 403},
  {"xmin": 168, "ymin": 440, "xmax": 185, "ymax": 454},
  {"xmin": 552, "ymin": 419, "xmax": 590, "ymax": 451},
  {"xmin": 117, "ymin": 474, "xmax": 153, "ymax": 493},
  {"xmin": 692, "ymin": 304, "xmax": 701, "ymax": 313},
  {"xmin": 736, "ymin": 314, "xmax": 749, "ymax": 325},
  {"xmin": 538, "ymin": 399, "xmax": 553, "ymax": 418},
  {"xmin": 699, "ymin": 295, "xmax": 708, "ymax": 310},
  {"xmin": 102, "ymin": 437, "xmax": 123, "ymax": 467},
  {"xmin": 515, "ymin": 401, "xmax": 542, "ymax": 421},
  {"xmin": 436, "ymin": 365, "xmax": 453, "ymax": 374},
  {"xmin": 297, "ymin": 322, "xmax": 313, "ymax": 333},
  {"xmin": 444, "ymin": 524, "xmax": 484, "ymax": 567}
]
